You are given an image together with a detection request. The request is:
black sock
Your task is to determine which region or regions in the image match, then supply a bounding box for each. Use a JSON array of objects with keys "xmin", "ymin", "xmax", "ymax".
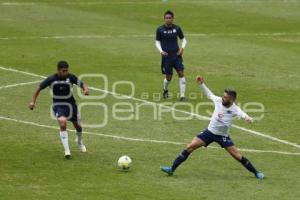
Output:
[
  {"xmin": 76, "ymin": 126, "xmax": 82, "ymax": 133},
  {"xmin": 240, "ymin": 156, "xmax": 258, "ymax": 174},
  {"xmin": 171, "ymin": 150, "xmax": 191, "ymax": 171}
]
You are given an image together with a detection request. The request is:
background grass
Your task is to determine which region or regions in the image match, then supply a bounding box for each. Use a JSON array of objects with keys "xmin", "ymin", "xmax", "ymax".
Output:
[{"xmin": 0, "ymin": 0, "xmax": 300, "ymax": 199}]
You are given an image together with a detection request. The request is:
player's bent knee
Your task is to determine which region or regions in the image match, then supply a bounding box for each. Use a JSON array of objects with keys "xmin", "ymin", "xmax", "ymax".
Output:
[
  {"xmin": 58, "ymin": 117, "xmax": 67, "ymax": 127},
  {"xmin": 186, "ymin": 139, "xmax": 204, "ymax": 153},
  {"xmin": 58, "ymin": 117, "xmax": 67, "ymax": 123}
]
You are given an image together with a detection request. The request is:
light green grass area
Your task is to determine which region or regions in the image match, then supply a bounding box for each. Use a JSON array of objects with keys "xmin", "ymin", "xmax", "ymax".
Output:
[{"xmin": 0, "ymin": 0, "xmax": 300, "ymax": 199}]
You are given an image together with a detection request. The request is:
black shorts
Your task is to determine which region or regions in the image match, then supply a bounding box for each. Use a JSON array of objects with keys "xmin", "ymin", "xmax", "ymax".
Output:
[
  {"xmin": 161, "ymin": 54, "xmax": 184, "ymax": 75},
  {"xmin": 197, "ymin": 129, "xmax": 234, "ymax": 148},
  {"xmin": 52, "ymin": 102, "xmax": 79, "ymax": 122}
]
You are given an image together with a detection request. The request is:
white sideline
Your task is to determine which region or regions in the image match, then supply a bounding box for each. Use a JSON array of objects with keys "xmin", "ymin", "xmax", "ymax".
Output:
[
  {"xmin": 0, "ymin": 80, "xmax": 41, "ymax": 90},
  {"xmin": 1, "ymin": 65, "xmax": 300, "ymax": 149},
  {"xmin": 1, "ymin": 33, "xmax": 300, "ymax": 41},
  {"xmin": 0, "ymin": 115, "xmax": 299, "ymax": 156}
]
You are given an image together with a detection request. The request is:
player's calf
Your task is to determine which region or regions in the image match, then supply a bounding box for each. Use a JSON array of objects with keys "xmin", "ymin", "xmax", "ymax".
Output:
[
  {"xmin": 60, "ymin": 130, "xmax": 71, "ymax": 159},
  {"xmin": 177, "ymin": 71, "xmax": 186, "ymax": 100},
  {"xmin": 239, "ymin": 156, "xmax": 265, "ymax": 180},
  {"xmin": 57, "ymin": 117, "xmax": 71, "ymax": 158},
  {"xmin": 161, "ymin": 137, "xmax": 205, "ymax": 175},
  {"xmin": 226, "ymin": 146, "xmax": 264, "ymax": 179},
  {"xmin": 72, "ymin": 121, "xmax": 87, "ymax": 153},
  {"xmin": 163, "ymin": 75, "xmax": 172, "ymax": 99}
]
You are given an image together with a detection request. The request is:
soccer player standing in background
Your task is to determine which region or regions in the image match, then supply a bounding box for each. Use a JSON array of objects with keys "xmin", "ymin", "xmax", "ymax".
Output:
[
  {"xmin": 156, "ymin": 10, "xmax": 187, "ymax": 101},
  {"xmin": 160, "ymin": 76, "xmax": 265, "ymax": 180},
  {"xmin": 29, "ymin": 61, "xmax": 89, "ymax": 159}
]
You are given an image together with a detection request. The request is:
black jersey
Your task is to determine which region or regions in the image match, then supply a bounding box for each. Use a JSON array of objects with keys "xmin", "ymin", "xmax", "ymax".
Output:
[
  {"xmin": 39, "ymin": 73, "xmax": 84, "ymax": 103},
  {"xmin": 156, "ymin": 24, "xmax": 185, "ymax": 54}
]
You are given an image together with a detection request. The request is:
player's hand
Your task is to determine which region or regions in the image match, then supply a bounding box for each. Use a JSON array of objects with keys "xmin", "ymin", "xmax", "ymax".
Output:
[
  {"xmin": 245, "ymin": 117, "xmax": 254, "ymax": 123},
  {"xmin": 161, "ymin": 51, "xmax": 168, "ymax": 56},
  {"xmin": 196, "ymin": 76, "xmax": 204, "ymax": 85},
  {"xmin": 28, "ymin": 102, "xmax": 35, "ymax": 110},
  {"xmin": 83, "ymin": 88, "xmax": 89, "ymax": 96},
  {"xmin": 177, "ymin": 48, "xmax": 184, "ymax": 56}
]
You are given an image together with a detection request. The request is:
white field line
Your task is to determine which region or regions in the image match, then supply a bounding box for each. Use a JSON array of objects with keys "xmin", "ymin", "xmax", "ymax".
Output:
[
  {"xmin": 1, "ymin": 33, "xmax": 300, "ymax": 41},
  {"xmin": 0, "ymin": 66, "xmax": 46, "ymax": 78},
  {"xmin": 89, "ymin": 85, "xmax": 300, "ymax": 149},
  {"xmin": 0, "ymin": 115, "xmax": 299, "ymax": 156},
  {"xmin": 1, "ymin": 65, "xmax": 300, "ymax": 149},
  {"xmin": 0, "ymin": 80, "xmax": 41, "ymax": 90}
]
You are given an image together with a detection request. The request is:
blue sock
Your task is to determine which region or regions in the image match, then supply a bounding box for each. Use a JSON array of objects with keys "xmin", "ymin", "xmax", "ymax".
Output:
[
  {"xmin": 171, "ymin": 150, "xmax": 190, "ymax": 171},
  {"xmin": 240, "ymin": 156, "xmax": 258, "ymax": 174}
]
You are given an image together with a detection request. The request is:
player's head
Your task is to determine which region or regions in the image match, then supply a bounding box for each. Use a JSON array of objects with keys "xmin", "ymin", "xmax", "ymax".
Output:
[
  {"xmin": 222, "ymin": 88, "xmax": 237, "ymax": 107},
  {"xmin": 57, "ymin": 60, "xmax": 69, "ymax": 78},
  {"xmin": 164, "ymin": 10, "xmax": 174, "ymax": 26}
]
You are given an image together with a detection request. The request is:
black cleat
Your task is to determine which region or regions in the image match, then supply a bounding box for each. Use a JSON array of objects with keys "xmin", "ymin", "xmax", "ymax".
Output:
[{"xmin": 163, "ymin": 90, "xmax": 169, "ymax": 99}]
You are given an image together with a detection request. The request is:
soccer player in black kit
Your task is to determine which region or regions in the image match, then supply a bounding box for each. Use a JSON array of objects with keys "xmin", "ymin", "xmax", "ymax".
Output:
[
  {"xmin": 156, "ymin": 10, "xmax": 187, "ymax": 101},
  {"xmin": 29, "ymin": 61, "xmax": 89, "ymax": 159}
]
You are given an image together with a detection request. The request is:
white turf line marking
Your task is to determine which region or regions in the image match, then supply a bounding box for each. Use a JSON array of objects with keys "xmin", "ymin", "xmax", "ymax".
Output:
[
  {"xmin": 1, "ymin": 33, "xmax": 300, "ymax": 41},
  {"xmin": 0, "ymin": 66, "xmax": 45, "ymax": 79},
  {"xmin": 0, "ymin": 80, "xmax": 41, "ymax": 90},
  {"xmin": 1, "ymin": 65, "xmax": 300, "ymax": 149},
  {"xmin": 90, "ymin": 86, "xmax": 300, "ymax": 149},
  {"xmin": 0, "ymin": 115, "xmax": 299, "ymax": 156}
]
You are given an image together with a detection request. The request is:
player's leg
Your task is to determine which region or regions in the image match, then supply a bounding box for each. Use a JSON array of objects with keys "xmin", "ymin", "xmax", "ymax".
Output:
[
  {"xmin": 70, "ymin": 104, "xmax": 86, "ymax": 152},
  {"xmin": 176, "ymin": 70, "xmax": 185, "ymax": 101},
  {"xmin": 163, "ymin": 74, "xmax": 172, "ymax": 99},
  {"xmin": 57, "ymin": 116, "xmax": 71, "ymax": 159},
  {"xmin": 162, "ymin": 57, "xmax": 173, "ymax": 99},
  {"xmin": 172, "ymin": 137, "xmax": 206, "ymax": 170},
  {"xmin": 225, "ymin": 145, "xmax": 264, "ymax": 180},
  {"xmin": 161, "ymin": 137, "xmax": 206, "ymax": 175},
  {"xmin": 161, "ymin": 129, "xmax": 212, "ymax": 175},
  {"xmin": 72, "ymin": 121, "xmax": 87, "ymax": 152},
  {"xmin": 175, "ymin": 56, "xmax": 186, "ymax": 101}
]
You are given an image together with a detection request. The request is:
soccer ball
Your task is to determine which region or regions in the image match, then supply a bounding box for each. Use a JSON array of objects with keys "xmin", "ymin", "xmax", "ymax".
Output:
[{"xmin": 117, "ymin": 155, "xmax": 132, "ymax": 170}]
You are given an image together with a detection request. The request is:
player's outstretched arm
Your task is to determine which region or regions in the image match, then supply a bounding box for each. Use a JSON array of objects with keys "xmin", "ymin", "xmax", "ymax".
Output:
[
  {"xmin": 196, "ymin": 76, "xmax": 217, "ymax": 101},
  {"xmin": 82, "ymin": 83, "xmax": 89, "ymax": 96},
  {"xmin": 29, "ymin": 76, "xmax": 51, "ymax": 110},
  {"xmin": 29, "ymin": 87, "xmax": 41, "ymax": 110},
  {"xmin": 237, "ymin": 107, "xmax": 254, "ymax": 123}
]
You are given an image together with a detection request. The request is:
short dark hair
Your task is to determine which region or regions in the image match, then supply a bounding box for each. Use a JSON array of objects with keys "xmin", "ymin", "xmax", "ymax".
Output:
[
  {"xmin": 224, "ymin": 88, "xmax": 237, "ymax": 100},
  {"xmin": 57, "ymin": 60, "xmax": 69, "ymax": 70},
  {"xmin": 164, "ymin": 10, "xmax": 174, "ymax": 18}
]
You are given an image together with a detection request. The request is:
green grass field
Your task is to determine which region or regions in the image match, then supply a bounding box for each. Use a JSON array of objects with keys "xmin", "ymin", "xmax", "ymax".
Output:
[{"xmin": 1, "ymin": 0, "xmax": 300, "ymax": 199}]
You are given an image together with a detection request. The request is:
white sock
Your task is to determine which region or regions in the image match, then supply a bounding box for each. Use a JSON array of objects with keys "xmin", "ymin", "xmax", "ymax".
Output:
[
  {"xmin": 163, "ymin": 78, "xmax": 170, "ymax": 91},
  {"xmin": 60, "ymin": 131, "xmax": 70, "ymax": 154},
  {"xmin": 76, "ymin": 132, "xmax": 83, "ymax": 145},
  {"xmin": 179, "ymin": 77, "xmax": 186, "ymax": 98}
]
